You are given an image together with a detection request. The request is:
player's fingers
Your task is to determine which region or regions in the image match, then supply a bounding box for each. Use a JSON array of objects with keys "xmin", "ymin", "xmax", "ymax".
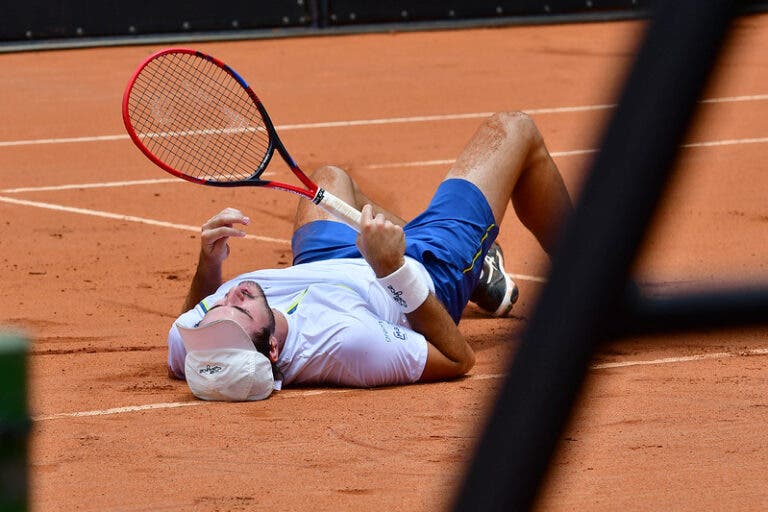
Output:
[
  {"xmin": 201, "ymin": 226, "xmax": 247, "ymax": 246},
  {"xmin": 360, "ymin": 204, "xmax": 374, "ymax": 223},
  {"xmin": 204, "ymin": 208, "xmax": 250, "ymax": 229},
  {"xmin": 359, "ymin": 205, "xmax": 379, "ymax": 238},
  {"xmin": 206, "ymin": 207, "xmax": 242, "ymax": 223}
]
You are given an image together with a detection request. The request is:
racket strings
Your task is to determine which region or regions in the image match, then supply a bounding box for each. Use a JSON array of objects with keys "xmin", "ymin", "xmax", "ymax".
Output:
[
  {"xmin": 127, "ymin": 51, "xmax": 272, "ymax": 182},
  {"xmin": 145, "ymin": 53, "xmax": 269, "ymax": 178}
]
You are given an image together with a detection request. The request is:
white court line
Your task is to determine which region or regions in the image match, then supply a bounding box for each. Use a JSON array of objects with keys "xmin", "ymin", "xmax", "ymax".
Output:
[
  {"xmin": 363, "ymin": 136, "xmax": 768, "ymax": 170},
  {"xmin": 0, "ymin": 195, "xmax": 290, "ymax": 245},
  {"xmin": 364, "ymin": 150, "xmax": 595, "ymax": 169},
  {"xmin": 592, "ymin": 347, "xmax": 768, "ymax": 369},
  {"xmin": 0, "ymin": 107, "xmax": 609, "ymax": 147},
  {"xmin": 1, "ymin": 94, "xmax": 766, "ymax": 148},
  {"xmin": 0, "ymin": 190, "xmax": 551, "ymax": 283},
  {"xmin": 4, "ymin": 135, "xmax": 765, "ymax": 195},
  {"xmin": 0, "ymin": 133, "xmax": 128, "ymax": 147},
  {"xmin": 32, "ymin": 389, "xmax": 354, "ymax": 421},
  {"xmin": 0, "ymin": 173, "xmax": 275, "ymax": 194},
  {"xmin": 0, "ymin": 178, "xmax": 179, "ymax": 194},
  {"xmin": 1, "ymin": 134, "xmax": 765, "ymax": 283},
  {"xmin": 31, "ymin": 347, "xmax": 768, "ymax": 422},
  {"xmin": 684, "ymin": 136, "xmax": 768, "ymax": 148},
  {"xmin": 32, "ymin": 401, "xmax": 204, "ymax": 421},
  {"xmin": 699, "ymin": 94, "xmax": 768, "ymax": 104},
  {"xmin": 508, "ymin": 273, "xmax": 548, "ymax": 284}
]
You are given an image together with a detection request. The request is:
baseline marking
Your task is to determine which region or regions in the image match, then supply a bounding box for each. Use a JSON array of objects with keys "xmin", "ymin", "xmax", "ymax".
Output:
[
  {"xmin": 0, "ymin": 178, "xmax": 179, "ymax": 194},
  {"xmin": 0, "ymin": 173, "xmax": 274, "ymax": 194},
  {"xmin": 32, "ymin": 347, "xmax": 768, "ymax": 422},
  {"xmin": 1, "ymin": 93, "xmax": 765, "ymax": 148},
  {"xmin": 591, "ymin": 347, "xmax": 768, "ymax": 369},
  {"xmin": 32, "ymin": 401, "xmax": 204, "ymax": 421},
  {"xmin": 508, "ymin": 273, "xmax": 548, "ymax": 283},
  {"xmin": 0, "ymin": 195, "xmax": 290, "ymax": 245},
  {"xmin": 364, "ymin": 136, "xmax": 768, "ymax": 170},
  {"xmin": 3, "ymin": 136, "xmax": 765, "ymax": 195}
]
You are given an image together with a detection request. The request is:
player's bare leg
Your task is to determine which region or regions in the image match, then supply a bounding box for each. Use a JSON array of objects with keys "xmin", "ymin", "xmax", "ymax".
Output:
[
  {"xmin": 293, "ymin": 165, "xmax": 406, "ymax": 232},
  {"xmin": 446, "ymin": 111, "xmax": 572, "ymax": 255},
  {"xmin": 446, "ymin": 112, "xmax": 573, "ymax": 316}
]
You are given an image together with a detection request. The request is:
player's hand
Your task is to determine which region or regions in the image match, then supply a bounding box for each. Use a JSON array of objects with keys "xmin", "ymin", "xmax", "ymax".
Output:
[
  {"xmin": 199, "ymin": 207, "xmax": 250, "ymax": 267},
  {"xmin": 356, "ymin": 204, "xmax": 406, "ymax": 277}
]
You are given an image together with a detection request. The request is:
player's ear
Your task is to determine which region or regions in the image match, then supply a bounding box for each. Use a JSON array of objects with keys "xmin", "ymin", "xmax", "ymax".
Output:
[{"xmin": 268, "ymin": 336, "xmax": 279, "ymax": 362}]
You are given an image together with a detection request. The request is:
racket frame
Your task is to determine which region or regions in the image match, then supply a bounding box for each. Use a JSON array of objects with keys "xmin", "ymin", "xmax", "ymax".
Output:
[{"xmin": 122, "ymin": 48, "xmax": 362, "ymax": 228}]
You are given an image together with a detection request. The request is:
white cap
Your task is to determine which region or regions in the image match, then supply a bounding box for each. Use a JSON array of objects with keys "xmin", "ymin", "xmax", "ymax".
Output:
[{"xmin": 176, "ymin": 319, "xmax": 274, "ymax": 401}]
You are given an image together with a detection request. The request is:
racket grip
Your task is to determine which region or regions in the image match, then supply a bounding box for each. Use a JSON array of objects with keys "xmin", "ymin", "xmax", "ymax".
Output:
[{"xmin": 313, "ymin": 188, "xmax": 362, "ymax": 232}]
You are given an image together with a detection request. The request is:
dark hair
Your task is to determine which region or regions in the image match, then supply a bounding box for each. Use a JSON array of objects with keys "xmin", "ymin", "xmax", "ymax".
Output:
[{"xmin": 251, "ymin": 306, "xmax": 276, "ymax": 358}]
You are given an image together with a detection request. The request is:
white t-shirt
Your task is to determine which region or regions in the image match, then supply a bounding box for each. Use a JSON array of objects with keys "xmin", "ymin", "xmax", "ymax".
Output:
[{"xmin": 168, "ymin": 258, "xmax": 433, "ymax": 388}]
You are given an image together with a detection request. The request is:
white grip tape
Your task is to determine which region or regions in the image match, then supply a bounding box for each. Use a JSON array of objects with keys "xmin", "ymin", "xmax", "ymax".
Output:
[
  {"xmin": 314, "ymin": 188, "xmax": 362, "ymax": 232},
  {"xmin": 377, "ymin": 260, "xmax": 430, "ymax": 313}
]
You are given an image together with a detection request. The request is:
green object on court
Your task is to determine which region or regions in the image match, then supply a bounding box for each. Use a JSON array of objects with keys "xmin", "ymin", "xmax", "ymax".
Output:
[{"xmin": 0, "ymin": 332, "xmax": 29, "ymax": 512}]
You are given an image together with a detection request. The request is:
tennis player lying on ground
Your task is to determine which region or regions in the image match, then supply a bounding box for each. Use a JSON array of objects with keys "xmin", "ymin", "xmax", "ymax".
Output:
[{"xmin": 167, "ymin": 112, "xmax": 573, "ymax": 401}]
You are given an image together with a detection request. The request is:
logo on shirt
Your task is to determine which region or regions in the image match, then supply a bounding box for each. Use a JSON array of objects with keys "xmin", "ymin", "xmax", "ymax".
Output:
[
  {"xmin": 378, "ymin": 321, "xmax": 408, "ymax": 343},
  {"xmin": 199, "ymin": 364, "xmax": 224, "ymax": 375}
]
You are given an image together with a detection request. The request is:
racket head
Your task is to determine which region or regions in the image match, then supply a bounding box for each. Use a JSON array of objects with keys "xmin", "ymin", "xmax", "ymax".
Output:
[{"xmin": 122, "ymin": 48, "xmax": 287, "ymax": 190}]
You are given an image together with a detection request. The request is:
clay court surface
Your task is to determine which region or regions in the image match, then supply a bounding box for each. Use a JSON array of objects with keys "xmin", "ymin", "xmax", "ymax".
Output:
[{"xmin": 1, "ymin": 14, "xmax": 767, "ymax": 511}]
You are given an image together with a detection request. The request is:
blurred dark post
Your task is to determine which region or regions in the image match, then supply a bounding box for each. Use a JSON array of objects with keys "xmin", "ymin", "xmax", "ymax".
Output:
[
  {"xmin": 452, "ymin": 0, "xmax": 738, "ymax": 510},
  {"xmin": 0, "ymin": 333, "xmax": 29, "ymax": 512}
]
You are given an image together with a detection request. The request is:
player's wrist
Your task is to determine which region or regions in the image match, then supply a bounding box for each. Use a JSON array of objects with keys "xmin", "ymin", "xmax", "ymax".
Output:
[
  {"xmin": 371, "ymin": 255, "xmax": 405, "ymax": 278},
  {"xmin": 377, "ymin": 259, "xmax": 429, "ymax": 313}
]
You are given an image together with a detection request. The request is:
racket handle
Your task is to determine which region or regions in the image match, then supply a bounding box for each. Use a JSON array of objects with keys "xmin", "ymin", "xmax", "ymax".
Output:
[{"xmin": 313, "ymin": 188, "xmax": 362, "ymax": 232}]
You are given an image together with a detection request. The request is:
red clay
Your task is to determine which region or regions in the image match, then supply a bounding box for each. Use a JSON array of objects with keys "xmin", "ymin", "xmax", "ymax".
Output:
[{"xmin": 0, "ymin": 15, "xmax": 766, "ymax": 511}]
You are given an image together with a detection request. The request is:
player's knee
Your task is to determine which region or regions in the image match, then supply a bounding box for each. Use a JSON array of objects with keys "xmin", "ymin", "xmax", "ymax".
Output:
[
  {"xmin": 489, "ymin": 111, "xmax": 543, "ymax": 147},
  {"xmin": 311, "ymin": 165, "xmax": 350, "ymax": 189}
]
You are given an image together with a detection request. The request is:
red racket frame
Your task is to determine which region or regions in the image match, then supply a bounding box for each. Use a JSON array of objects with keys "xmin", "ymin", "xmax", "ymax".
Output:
[{"xmin": 121, "ymin": 48, "xmax": 318, "ymax": 199}]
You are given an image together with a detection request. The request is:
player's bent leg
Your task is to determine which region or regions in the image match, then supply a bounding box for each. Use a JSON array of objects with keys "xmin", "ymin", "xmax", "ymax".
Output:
[
  {"xmin": 445, "ymin": 111, "xmax": 542, "ymax": 225},
  {"xmin": 447, "ymin": 111, "xmax": 572, "ymax": 255},
  {"xmin": 293, "ymin": 165, "xmax": 358, "ymax": 231},
  {"xmin": 293, "ymin": 166, "xmax": 407, "ymax": 232},
  {"xmin": 448, "ymin": 112, "xmax": 571, "ymax": 316},
  {"xmin": 509, "ymin": 124, "xmax": 573, "ymax": 256}
]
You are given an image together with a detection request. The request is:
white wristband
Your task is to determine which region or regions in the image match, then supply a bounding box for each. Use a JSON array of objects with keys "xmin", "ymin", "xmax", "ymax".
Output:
[{"xmin": 377, "ymin": 260, "xmax": 429, "ymax": 313}]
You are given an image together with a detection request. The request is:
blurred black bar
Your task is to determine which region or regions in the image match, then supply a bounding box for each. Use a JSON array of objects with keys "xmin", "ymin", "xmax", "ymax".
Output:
[
  {"xmin": 627, "ymin": 286, "xmax": 768, "ymax": 335},
  {"xmin": 452, "ymin": 1, "xmax": 739, "ymax": 511}
]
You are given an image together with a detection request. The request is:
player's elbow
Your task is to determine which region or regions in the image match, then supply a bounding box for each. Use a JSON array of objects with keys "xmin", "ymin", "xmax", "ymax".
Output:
[
  {"xmin": 419, "ymin": 344, "xmax": 475, "ymax": 382},
  {"xmin": 467, "ymin": 350, "xmax": 476, "ymax": 372},
  {"xmin": 445, "ymin": 351, "xmax": 476, "ymax": 380},
  {"xmin": 457, "ymin": 350, "xmax": 476, "ymax": 375}
]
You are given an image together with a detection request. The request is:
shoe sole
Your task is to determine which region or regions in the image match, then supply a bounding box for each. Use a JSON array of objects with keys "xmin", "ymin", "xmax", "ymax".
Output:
[
  {"xmin": 489, "ymin": 247, "xmax": 519, "ymax": 317},
  {"xmin": 492, "ymin": 272, "xmax": 519, "ymax": 317}
]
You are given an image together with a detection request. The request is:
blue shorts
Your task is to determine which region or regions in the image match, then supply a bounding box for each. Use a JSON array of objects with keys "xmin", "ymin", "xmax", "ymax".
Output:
[{"xmin": 291, "ymin": 178, "xmax": 499, "ymax": 324}]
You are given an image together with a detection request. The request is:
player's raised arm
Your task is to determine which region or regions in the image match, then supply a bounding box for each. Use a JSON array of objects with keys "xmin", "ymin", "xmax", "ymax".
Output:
[{"xmin": 181, "ymin": 208, "xmax": 249, "ymax": 312}]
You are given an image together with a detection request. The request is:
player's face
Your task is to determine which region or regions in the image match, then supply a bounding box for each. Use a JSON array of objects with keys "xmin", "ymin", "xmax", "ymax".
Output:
[{"xmin": 201, "ymin": 281, "xmax": 275, "ymax": 344}]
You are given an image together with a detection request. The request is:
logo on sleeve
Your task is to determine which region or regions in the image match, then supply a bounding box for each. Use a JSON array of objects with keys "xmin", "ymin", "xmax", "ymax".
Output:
[{"xmin": 386, "ymin": 285, "xmax": 408, "ymax": 309}]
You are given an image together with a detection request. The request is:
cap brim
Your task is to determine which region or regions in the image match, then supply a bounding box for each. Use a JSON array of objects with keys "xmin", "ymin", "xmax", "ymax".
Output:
[{"xmin": 177, "ymin": 319, "xmax": 255, "ymax": 352}]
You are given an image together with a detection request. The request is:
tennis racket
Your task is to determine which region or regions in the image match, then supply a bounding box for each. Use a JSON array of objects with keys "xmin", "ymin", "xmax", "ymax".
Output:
[{"xmin": 121, "ymin": 48, "xmax": 361, "ymax": 230}]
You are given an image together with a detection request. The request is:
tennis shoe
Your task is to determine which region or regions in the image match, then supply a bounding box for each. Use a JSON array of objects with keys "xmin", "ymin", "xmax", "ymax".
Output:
[{"xmin": 470, "ymin": 243, "xmax": 519, "ymax": 317}]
